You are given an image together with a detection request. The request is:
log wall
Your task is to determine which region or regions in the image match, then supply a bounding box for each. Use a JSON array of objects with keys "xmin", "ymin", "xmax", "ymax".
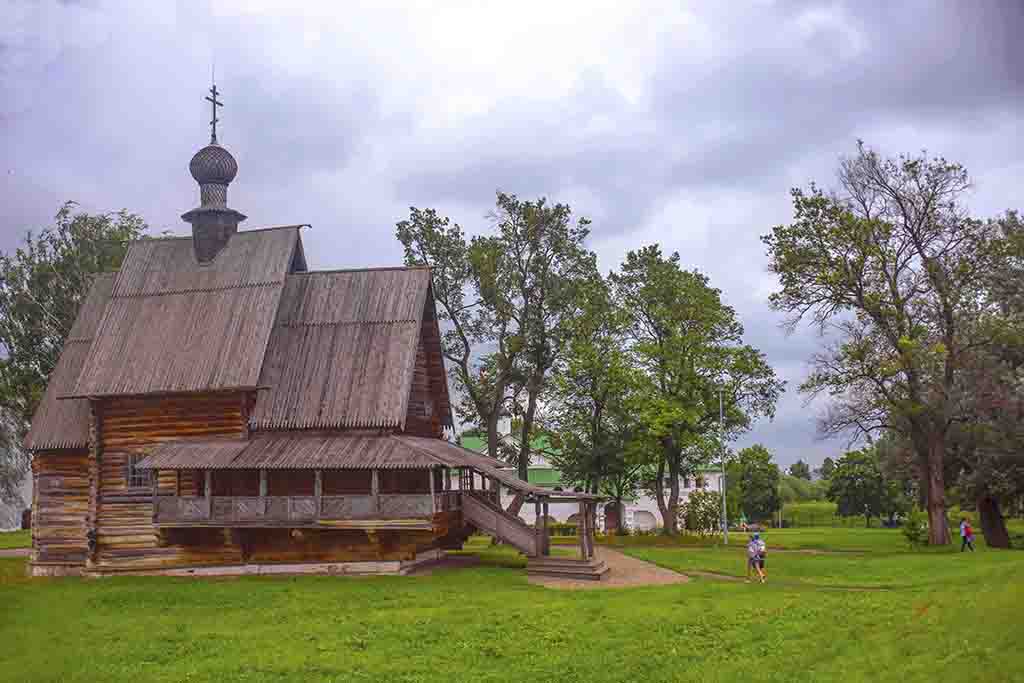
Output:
[
  {"xmin": 31, "ymin": 451, "xmax": 90, "ymax": 572},
  {"xmin": 403, "ymin": 299, "xmax": 447, "ymax": 438},
  {"xmin": 93, "ymin": 393, "xmax": 249, "ymax": 571}
]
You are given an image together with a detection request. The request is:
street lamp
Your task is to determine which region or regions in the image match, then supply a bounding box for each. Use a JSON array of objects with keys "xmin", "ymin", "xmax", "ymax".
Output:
[{"xmin": 719, "ymin": 387, "xmax": 728, "ymax": 545}]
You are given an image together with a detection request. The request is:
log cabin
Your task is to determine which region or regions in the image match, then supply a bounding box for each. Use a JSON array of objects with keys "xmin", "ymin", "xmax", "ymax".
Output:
[{"xmin": 25, "ymin": 87, "xmax": 606, "ymax": 580}]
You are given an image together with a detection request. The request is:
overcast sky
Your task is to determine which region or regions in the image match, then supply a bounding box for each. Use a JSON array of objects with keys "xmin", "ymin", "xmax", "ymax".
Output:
[{"xmin": 2, "ymin": 1, "xmax": 1022, "ymax": 469}]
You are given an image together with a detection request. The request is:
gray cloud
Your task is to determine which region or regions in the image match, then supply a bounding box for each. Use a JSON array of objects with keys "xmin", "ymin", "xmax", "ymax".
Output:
[{"xmin": 2, "ymin": 0, "xmax": 1022, "ymax": 468}]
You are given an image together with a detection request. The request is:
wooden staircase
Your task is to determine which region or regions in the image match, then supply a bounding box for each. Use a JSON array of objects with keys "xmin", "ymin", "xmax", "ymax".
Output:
[
  {"xmin": 461, "ymin": 491, "xmax": 539, "ymax": 556},
  {"xmin": 526, "ymin": 555, "xmax": 610, "ymax": 581}
]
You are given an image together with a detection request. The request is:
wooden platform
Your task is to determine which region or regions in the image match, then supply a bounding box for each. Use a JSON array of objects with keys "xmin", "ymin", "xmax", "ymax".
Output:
[{"xmin": 526, "ymin": 555, "xmax": 610, "ymax": 581}]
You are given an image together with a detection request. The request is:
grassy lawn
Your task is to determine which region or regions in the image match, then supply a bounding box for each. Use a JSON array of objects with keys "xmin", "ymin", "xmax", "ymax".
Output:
[
  {"xmin": 2, "ymin": 528, "xmax": 1022, "ymax": 682},
  {"xmin": 0, "ymin": 529, "xmax": 30, "ymax": 549}
]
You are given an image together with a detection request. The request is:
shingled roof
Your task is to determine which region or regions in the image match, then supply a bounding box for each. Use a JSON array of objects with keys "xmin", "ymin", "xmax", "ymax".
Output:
[
  {"xmin": 25, "ymin": 273, "xmax": 116, "ymax": 450},
  {"xmin": 67, "ymin": 227, "xmax": 301, "ymax": 397},
  {"xmin": 250, "ymin": 267, "xmax": 432, "ymax": 430}
]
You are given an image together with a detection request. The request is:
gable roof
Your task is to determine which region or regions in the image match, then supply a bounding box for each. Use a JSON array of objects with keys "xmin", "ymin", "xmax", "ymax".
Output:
[
  {"xmin": 67, "ymin": 227, "xmax": 301, "ymax": 397},
  {"xmin": 250, "ymin": 267, "xmax": 432, "ymax": 430},
  {"xmin": 25, "ymin": 273, "xmax": 116, "ymax": 450}
]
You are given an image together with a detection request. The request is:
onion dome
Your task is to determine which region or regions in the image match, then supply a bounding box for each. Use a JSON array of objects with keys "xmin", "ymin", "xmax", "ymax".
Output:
[{"xmin": 189, "ymin": 143, "xmax": 238, "ymax": 186}]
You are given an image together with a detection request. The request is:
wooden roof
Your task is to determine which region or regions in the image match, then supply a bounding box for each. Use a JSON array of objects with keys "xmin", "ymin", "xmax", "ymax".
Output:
[
  {"xmin": 25, "ymin": 274, "xmax": 116, "ymax": 450},
  {"xmin": 67, "ymin": 227, "xmax": 301, "ymax": 398},
  {"xmin": 137, "ymin": 433, "xmax": 440, "ymax": 470},
  {"xmin": 136, "ymin": 432, "xmax": 602, "ymax": 499},
  {"xmin": 249, "ymin": 268, "xmax": 432, "ymax": 430}
]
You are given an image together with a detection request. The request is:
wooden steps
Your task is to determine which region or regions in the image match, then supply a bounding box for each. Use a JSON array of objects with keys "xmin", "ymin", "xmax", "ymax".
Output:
[{"xmin": 526, "ymin": 555, "xmax": 610, "ymax": 581}]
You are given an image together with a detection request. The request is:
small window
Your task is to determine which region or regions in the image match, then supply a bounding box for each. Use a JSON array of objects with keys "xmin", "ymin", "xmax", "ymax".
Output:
[{"xmin": 127, "ymin": 454, "xmax": 154, "ymax": 489}]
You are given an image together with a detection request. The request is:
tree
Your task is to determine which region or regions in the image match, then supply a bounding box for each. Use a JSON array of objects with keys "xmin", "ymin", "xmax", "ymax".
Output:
[
  {"xmin": 726, "ymin": 444, "xmax": 782, "ymax": 522},
  {"xmin": 611, "ymin": 246, "xmax": 783, "ymax": 534},
  {"xmin": 816, "ymin": 457, "xmax": 836, "ymax": 480},
  {"xmin": 788, "ymin": 459, "xmax": 812, "ymax": 480},
  {"xmin": 763, "ymin": 142, "xmax": 1004, "ymax": 544},
  {"xmin": 826, "ymin": 447, "xmax": 908, "ymax": 527},
  {"xmin": 0, "ymin": 202, "xmax": 145, "ymax": 504},
  {"xmin": 679, "ymin": 488, "xmax": 722, "ymax": 536},
  {"xmin": 546, "ymin": 275, "xmax": 643, "ymax": 533},
  {"xmin": 396, "ymin": 194, "xmax": 596, "ymax": 485}
]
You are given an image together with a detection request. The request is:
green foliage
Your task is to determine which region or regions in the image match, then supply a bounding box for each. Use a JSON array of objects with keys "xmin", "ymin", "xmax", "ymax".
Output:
[
  {"xmin": 679, "ymin": 488, "xmax": 722, "ymax": 536},
  {"xmin": 817, "ymin": 456, "xmax": 836, "ymax": 480},
  {"xmin": 611, "ymin": 246, "xmax": 784, "ymax": 532},
  {"xmin": 726, "ymin": 444, "xmax": 781, "ymax": 522},
  {"xmin": 787, "ymin": 459, "xmax": 812, "ymax": 480},
  {"xmin": 0, "ymin": 202, "xmax": 145, "ymax": 504},
  {"xmin": 778, "ymin": 474, "xmax": 828, "ymax": 504},
  {"xmin": 902, "ymin": 507, "xmax": 930, "ymax": 547},
  {"xmin": 827, "ymin": 447, "xmax": 909, "ymax": 527},
  {"xmin": 396, "ymin": 194, "xmax": 597, "ymax": 473},
  {"xmin": 762, "ymin": 141, "xmax": 1007, "ymax": 544}
]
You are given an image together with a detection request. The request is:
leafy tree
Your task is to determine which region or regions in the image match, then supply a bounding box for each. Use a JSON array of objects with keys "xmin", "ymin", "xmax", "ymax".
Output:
[
  {"xmin": 826, "ymin": 447, "xmax": 908, "ymax": 527},
  {"xmin": 611, "ymin": 246, "xmax": 783, "ymax": 534},
  {"xmin": 679, "ymin": 488, "xmax": 722, "ymax": 536},
  {"xmin": 546, "ymin": 276, "xmax": 643, "ymax": 533},
  {"xmin": 726, "ymin": 444, "xmax": 782, "ymax": 522},
  {"xmin": 763, "ymin": 142, "xmax": 1005, "ymax": 544},
  {"xmin": 816, "ymin": 457, "xmax": 836, "ymax": 480},
  {"xmin": 788, "ymin": 459, "xmax": 812, "ymax": 480},
  {"xmin": 396, "ymin": 194, "xmax": 596, "ymax": 488},
  {"xmin": 778, "ymin": 474, "xmax": 829, "ymax": 504},
  {"xmin": 0, "ymin": 202, "xmax": 145, "ymax": 504}
]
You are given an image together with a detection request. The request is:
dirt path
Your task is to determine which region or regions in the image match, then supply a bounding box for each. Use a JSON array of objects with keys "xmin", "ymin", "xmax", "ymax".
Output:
[
  {"xmin": 0, "ymin": 548, "xmax": 29, "ymax": 558},
  {"xmin": 529, "ymin": 547, "xmax": 689, "ymax": 590}
]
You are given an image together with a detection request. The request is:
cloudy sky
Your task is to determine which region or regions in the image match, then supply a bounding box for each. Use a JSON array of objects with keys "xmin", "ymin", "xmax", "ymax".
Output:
[{"xmin": 2, "ymin": 1, "xmax": 1022, "ymax": 468}]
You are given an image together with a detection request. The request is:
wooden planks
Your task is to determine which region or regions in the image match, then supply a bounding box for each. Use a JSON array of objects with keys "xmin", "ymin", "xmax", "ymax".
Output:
[
  {"xmin": 93, "ymin": 393, "xmax": 249, "ymax": 570},
  {"xmin": 31, "ymin": 451, "xmax": 90, "ymax": 568}
]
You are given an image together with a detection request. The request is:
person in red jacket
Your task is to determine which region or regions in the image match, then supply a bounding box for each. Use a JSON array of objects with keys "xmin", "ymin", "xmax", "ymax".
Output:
[{"xmin": 960, "ymin": 517, "xmax": 976, "ymax": 552}]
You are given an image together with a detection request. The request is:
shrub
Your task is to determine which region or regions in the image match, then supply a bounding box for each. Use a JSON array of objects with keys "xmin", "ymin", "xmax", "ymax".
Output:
[{"xmin": 902, "ymin": 507, "xmax": 929, "ymax": 547}]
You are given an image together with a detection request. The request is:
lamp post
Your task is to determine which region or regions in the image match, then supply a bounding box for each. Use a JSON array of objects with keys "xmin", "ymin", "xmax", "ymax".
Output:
[{"xmin": 720, "ymin": 387, "xmax": 728, "ymax": 545}]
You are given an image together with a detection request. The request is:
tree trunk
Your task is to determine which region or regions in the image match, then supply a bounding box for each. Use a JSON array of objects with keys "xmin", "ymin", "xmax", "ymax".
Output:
[
  {"xmin": 977, "ymin": 495, "xmax": 1010, "ymax": 549},
  {"xmin": 516, "ymin": 387, "xmax": 539, "ymax": 481},
  {"xmin": 654, "ymin": 457, "xmax": 669, "ymax": 535},
  {"xmin": 925, "ymin": 437, "xmax": 950, "ymax": 545},
  {"xmin": 665, "ymin": 455, "xmax": 680, "ymax": 535}
]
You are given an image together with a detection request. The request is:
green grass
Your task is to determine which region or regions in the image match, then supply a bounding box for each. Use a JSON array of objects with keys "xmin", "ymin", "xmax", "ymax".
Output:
[
  {"xmin": 0, "ymin": 529, "xmax": 30, "ymax": 549},
  {"xmin": 2, "ymin": 528, "xmax": 1023, "ymax": 682}
]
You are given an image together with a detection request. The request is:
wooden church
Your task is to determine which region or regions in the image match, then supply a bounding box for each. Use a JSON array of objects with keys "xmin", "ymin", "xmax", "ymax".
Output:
[{"xmin": 25, "ymin": 87, "xmax": 605, "ymax": 579}]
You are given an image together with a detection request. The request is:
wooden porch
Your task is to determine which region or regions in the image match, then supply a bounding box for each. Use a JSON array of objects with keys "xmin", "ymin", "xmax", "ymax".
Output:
[{"xmin": 153, "ymin": 492, "xmax": 460, "ymax": 529}]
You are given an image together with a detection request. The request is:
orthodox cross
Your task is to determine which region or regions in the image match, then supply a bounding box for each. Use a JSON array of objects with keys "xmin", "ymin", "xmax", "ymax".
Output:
[{"xmin": 205, "ymin": 83, "xmax": 223, "ymax": 144}]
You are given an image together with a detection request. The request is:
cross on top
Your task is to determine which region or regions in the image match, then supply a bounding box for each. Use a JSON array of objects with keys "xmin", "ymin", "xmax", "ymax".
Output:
[{"xmin": 205, "ymin": 83, "xmax": 223, "ymax": 144}]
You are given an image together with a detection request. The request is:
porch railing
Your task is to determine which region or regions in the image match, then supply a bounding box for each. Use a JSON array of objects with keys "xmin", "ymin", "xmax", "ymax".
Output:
[{"xmin": 153, "ymin": 493, "xmax": 440, "ymax": 526}]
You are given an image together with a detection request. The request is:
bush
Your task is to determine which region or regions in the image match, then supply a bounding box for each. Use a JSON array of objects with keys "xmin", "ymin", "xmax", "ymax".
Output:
[{"xmin": 902, "ymin": 507, "xmax": 929, "ymax": 547}]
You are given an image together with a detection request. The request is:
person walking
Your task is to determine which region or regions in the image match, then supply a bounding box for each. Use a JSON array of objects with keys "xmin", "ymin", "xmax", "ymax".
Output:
[
  {"xmin": 960, "ymin": 517, "xmax": 976, "ymax": 552},
  {"xmin": 746, "ymin": 533, "xmax": 767, "ymax": 583}
]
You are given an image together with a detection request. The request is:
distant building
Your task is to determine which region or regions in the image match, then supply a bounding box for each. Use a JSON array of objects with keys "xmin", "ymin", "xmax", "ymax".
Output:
[{"xmin": 460, "ymin": 423, "xmax": 722, "ymax": 532}]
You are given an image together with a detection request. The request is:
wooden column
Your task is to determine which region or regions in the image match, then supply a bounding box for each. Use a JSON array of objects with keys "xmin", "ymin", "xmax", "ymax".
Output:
[
  {"xmin": 429, "ymin": 466, "xmax": 437, "ymax": 513},
  {"xmin": 542, "ymin": 499, "xmax": 550, "ymax": 556},
  {"xmin": 204, "ymin": 471, "xmax": 212, "ymax": 498},
  {"xmin": 314, "ymin": 469, "xmax": 323, "ymax": 517},
  {"xmin": 578, "ymin": 500, "xmax": 587, "ymax": 560},
  {"xmin": 444, "ymin": 467, "xmax": 451, "ymax": 491},
  {"xmin": 371, "ymin": 469, "xmax": 380, "ymax": 513},
  {"xmin": 259, "ymin": 469, "xmax": 267, "ymax": 497},
  {"xmin": 534, "ymin": 497, "xmax": 542, "ymax": 556}
]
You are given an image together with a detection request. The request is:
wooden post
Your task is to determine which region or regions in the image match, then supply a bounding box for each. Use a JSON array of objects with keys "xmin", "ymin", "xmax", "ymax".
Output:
[
  {"xmin": 429, "ymin": 466, "xmax": 437, "ymax": 513},
  {"xmin": 542, "ymin": 499, "xmax": 550, "ymax": 556},
  {"xmin": 204, "ymin": 470, "xmax": 212, "ymax": 498},
  {"xmin": 578, "ymin": 500, "xmax": 586, "ymax": 560},
  {"xmin": 444, "ymin": 467, "xmax": 451, "ymax": 491},
  {"xmin": 371, "ymin": 469, "xmax": 380, "ymax": 513},
  {"xmin": 534, "ymin": 497, "xmax": 542, "ymax": 556},
  {"xmin": 314, "ymin": 469, "xmax": 323, "ymax": 517},
  {"xmin": 259, "ymin": 469, "xmax": 267, "ymax": 497}
]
